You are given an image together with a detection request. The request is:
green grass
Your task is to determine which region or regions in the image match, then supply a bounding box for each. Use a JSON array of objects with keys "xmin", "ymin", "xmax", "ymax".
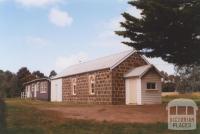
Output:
[
  {"xmin": 0, "ymin": 98, "xmax": 200, "ymax": 134},
  {"xmin": 162, "ymin": 93, "xmax": 200, "ymax": 105}
]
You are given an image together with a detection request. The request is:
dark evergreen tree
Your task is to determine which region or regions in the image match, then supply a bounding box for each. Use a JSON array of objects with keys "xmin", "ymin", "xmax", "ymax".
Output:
[
  {"xmin": 116, "ymin": 0, "xmax": 200, "ymax": 66},
  {"xmin": 16, "ymin": 67, "xmax": 34, "ymax": 94},
  {"xmin": 0, "ymin": 97, "xmax": 6, "ymax": 133},
  {"xmin": 49, "ymin": 70, "xmax": 57, "ymax": 78},
  {"xmin": 0, "ymin": 70, "xmax": 18, "ymax": 98},
  {"xmin": 32, "ymin": 71, "xmax": 45, "ymax": 78},
  {"xmin": 0, "ymin": 67, "xmax": 48, "ymax": 97}
]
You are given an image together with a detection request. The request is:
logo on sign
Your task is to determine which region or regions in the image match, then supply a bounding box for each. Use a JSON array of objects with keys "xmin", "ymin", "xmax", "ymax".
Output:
[{"xmin": 166, "ymin": 98, "xmax": 198, "ymax": 130}]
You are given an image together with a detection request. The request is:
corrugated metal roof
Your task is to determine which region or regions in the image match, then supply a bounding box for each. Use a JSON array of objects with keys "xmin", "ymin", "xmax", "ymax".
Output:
[
  {"xmin": 53, "ymin": 49, "xmax": 136, "ymax": 79},
  {"xmin": 24, "ymin": 78, "xmax": 50, "ymax": 85},
  {"xmin": 124, "ymin": 65, "xmax": 152, "ymax": 78},
  {"xmin": 124, "ymin": 64, "xmax": 163, "ymax": 78}
]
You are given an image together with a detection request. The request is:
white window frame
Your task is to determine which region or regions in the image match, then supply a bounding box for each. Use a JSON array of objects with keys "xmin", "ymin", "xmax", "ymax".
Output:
[
  {"xmin": 89, "ymin": 75, "xmax": 95, "ymax": 95},
  {"xmin": 146, "ymin": 82, "xmax": 157, "ymax": 90},
  {"xmin": 40, "ymin": 82, "xmax": 47, "ymax": 93},
  {"xmin": 31, "ymin": 84, "xmax": 35, "ymax": 92},
  {"xmin": 72, "ymin": 78, "xmax": 77, "ymax": 96},
  {"xmin": 36, "ymin": 82, "xmax": 40, "ymax": 92}
]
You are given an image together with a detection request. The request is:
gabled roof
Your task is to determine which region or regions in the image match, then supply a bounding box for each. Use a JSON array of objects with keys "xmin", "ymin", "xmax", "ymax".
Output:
[
  {"xmin": 24, "ymin": 78, "xmax": 50, "ymax": 85},
  {"xmin": 53, "ymin": 49, "xmax": 148, "ymax": 79},
  {"xmin": 124, "ymin": 64, "xmax": 163, "ymax": 78}
]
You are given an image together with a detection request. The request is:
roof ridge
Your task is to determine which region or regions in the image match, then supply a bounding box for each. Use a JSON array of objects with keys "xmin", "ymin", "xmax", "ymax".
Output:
[
  {"xmin": 58, "ymin": 49, "xmax": 134, "ymax": 72},
  {"xmin": 53, "ymin": 49, "xmax": 135, "ymax": 79},
  {"xmin": 24, "ymin": 77, "xmax": 50, "ymax": 85}
]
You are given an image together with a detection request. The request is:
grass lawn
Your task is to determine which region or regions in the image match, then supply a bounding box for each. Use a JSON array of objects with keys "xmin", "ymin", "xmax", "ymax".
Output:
[
  {"xmin": 162, "ymin": 92, "xmax": 200, "ymax": 105},
  {"xmin": 0, "ymin": 96, "xmax": 199, "ymax": 134}
]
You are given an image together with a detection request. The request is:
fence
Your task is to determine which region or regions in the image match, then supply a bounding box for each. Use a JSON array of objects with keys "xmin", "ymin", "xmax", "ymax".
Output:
[{"xmin": 21, "ymin": 92, "xmax": 32, "ymax": 99}]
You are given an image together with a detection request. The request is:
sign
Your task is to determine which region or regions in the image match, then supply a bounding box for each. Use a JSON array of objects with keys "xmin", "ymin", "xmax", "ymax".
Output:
[{"xmin": 166, "ymin": 98, "xmax": 198, "ymax": 130}]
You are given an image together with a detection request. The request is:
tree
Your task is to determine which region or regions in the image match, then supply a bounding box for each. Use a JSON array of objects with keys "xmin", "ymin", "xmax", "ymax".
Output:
[
  {"xmin": 49, "ymin": 70, "xmax": 57, "ymax": 78},
  {"xmin": 0, "ymin": 67, "xmax": 48, "ymax": 98},
  {"xmin": 32, "ymin": 71, "xmax": 45, "ymax": 79},
  {"xmin": 0, "ymin": 70, "xmax": 6, "ymax": 97},
  {"xmin": 16, "ymin": 67, "xmax": 34, "ymax": 94},
  {"xmin": 176, "ymin": 65, "xmax": 200, "ymax": 92},
  {"xmin": 162, "ymin": 82, "xmax": 176, "ymax": 92},
  {"xmin": 160, "ymin": 71, "xmax": 178, "ymax": 92},
  {"xmin": 16, "ymin": 67, "xmax": 31, "ymax": 81},
  {"xmin": 116, "ymin": 0, "xmax": 200, "ymax": 66},
  {"xmin": 0, "ymin": 97, "xmax": 6, "ymax": 132},
  {"xmin": 0, "ymin": 70, "xmax": 18, "ymax": 98},
  {"xmin": 4, "ymin": 71, "xmax": 18, "ymax": 98}
]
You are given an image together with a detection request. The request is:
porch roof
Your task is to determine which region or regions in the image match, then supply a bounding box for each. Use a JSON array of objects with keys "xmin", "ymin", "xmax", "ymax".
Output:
[{"xmin": 124, "ymin": 64, "xmax": 162, "ymax": 78}]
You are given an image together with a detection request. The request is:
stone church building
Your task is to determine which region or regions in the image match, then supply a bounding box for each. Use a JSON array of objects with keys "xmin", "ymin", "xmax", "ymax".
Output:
[{"xmin": 51, "ymin": 50, "xmax": 162, "ymax": 105}]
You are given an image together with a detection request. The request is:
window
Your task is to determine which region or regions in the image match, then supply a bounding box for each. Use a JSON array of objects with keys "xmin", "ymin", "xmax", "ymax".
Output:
[
  {"xmin": 147, "ymin": 82, "xmax": 156, "ymax": 89},
  {"xmin": 36, "ymin": 82, "xmax": 40, "ymax": 92},
  {"xmin": 27, "ymin": 86, "xmax": 31, "ymax": 93},
  {"xmin": 31, "ymin": 84, "xmax": 35, "ymax": 92},
  {"xmin": 40, "ymin": 83, "xmax": 43, "ymax": 93},
  {"xmin": 25, "ymin": 86, "xmax": 28, "ymax": 93},
  {"xmin": 72, "ymin": 78, "xmax": 77, "ymax": 95},
  {"xmin": 40, "ymin": 82, "xmax": 47, "ymax": 93},
  {"xmin": 89, "ymin": 75, "xmax": 95, "ymax": 95}
]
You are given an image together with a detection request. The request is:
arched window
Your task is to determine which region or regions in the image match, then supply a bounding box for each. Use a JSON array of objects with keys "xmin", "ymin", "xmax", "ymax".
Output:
[
  {"xmin": 89, "ymin": 75, "xmax": 95, "ymax": 95},
  {"xmin": 72, "ymin": 78, "xmax": 77, "ymax": 95}
]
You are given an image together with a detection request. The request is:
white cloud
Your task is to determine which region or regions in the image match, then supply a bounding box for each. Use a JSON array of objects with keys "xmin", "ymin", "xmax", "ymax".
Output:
[
  {"xmin": 48, "ymin": 8, "xmax": 73, "ymax": 27},
  {"xmin": 89, "ymin": 6, "xmax": 138, "ymax": 52},
  {"xmin": 15, "ymin": 0, "xmax": 62, "ymax": 7},
  {"xmin": 92, "ymin": 29, "xmax": 131, "ymax": 51},
  {"xmin": 26, "ymin": 36, "xmax": 49, "ymax": 47},
  {"xmin": 107, "ymin": 16, "xmax": 124, "ymax": 31},
  {"xmin": 55, "ymin": 52, "xmax": 89, "ymax": 71},
  {"xmin": 101, "ymin": 5, "xmax": 141, "ymax": 32},
  {"xmin": 126, "ymin": 6, "xmax": 142, "ymax": 19},
  {"xmin": 97, "ymin": 6, "xmax": 141, "ymax": 42},
  {"xmin": 91, "ymin": 37, "xmax": 131, "ymax": 52},
  {"xmin": 106, "ymin": 7, "xmax": 141, "ymax": 30},
  {"xmin": 91, "ymin": 8, "xmax": 131, "ymax": 48},
  {"xmin": 93, "ymin": 5, "xmax": 174, "ymax": 74}
]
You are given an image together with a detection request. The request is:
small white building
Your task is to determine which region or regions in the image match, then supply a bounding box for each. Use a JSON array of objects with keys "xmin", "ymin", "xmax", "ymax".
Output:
[
  {"xmin": 22, "ymin": 78, "xmax": 51, "ymax": 101},
  {"xmin": 51, "ymin": 79, "xmax": 62, "ymax": 102},
  {"xmin": 124, "ymin": 65, "xmax": 163, "ymax": 105}
]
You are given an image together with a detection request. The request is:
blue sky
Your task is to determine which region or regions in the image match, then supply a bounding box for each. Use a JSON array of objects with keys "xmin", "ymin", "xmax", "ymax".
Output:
[{"xmin": 0, "ymin": 0, "xmax": 175, "ymax": 75}]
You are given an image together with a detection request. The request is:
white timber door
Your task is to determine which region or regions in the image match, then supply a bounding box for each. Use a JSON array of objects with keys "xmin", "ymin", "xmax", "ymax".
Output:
[
  {"xmin": 51, "ymin": 79, "xmax": 62, "ymax": 102},
  {"xmin": 125, "ymin": 78, "xmax": 137, "ymax": 105}
]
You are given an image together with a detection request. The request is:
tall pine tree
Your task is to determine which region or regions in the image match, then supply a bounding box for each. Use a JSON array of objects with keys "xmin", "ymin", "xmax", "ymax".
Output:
[{"xmin": 116, "ymin": 0, "xmax": 200, "ymax": 66}]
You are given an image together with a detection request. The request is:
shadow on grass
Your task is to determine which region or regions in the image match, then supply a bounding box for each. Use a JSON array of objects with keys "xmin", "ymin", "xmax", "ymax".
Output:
[{"xmin": 0, "ymin": 97, "xmax": 6, "ymax": 133}]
